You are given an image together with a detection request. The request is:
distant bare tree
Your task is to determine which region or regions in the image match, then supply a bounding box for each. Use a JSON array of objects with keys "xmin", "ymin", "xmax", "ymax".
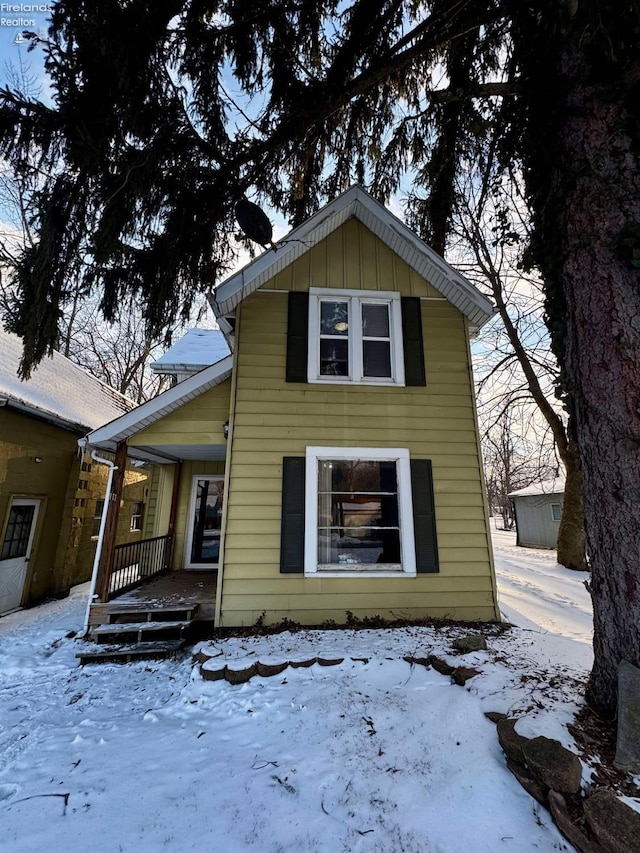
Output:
[{"xmin": 452, "ymin": 172, "xmax": 586, "ymax": 570}]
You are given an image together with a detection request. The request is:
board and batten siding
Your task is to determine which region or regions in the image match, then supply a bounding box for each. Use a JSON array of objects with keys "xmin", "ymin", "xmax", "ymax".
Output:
[{"xmin": 219, "ymin": 219, "xmax": 499, "ymax": 626}]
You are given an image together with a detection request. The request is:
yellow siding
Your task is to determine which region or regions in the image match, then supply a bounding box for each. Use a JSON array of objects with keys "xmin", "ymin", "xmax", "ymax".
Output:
[
  {"xmin": 219, "ymin": 220, "xmax": 498, "ymax": 626},
  {"xmin": 129, "ymin": 379, "xmax": 231, "ymax": 447}
]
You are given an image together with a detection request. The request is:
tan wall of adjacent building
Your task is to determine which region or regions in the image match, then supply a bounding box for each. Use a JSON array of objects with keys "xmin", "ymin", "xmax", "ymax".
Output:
[
  {"xmin": 62, "ymin": 455, "xmax": 150, "ymax": 590},
  {"xmin": 0, "ymin": 407, "xmax": 150, "ymax": 608},
  {"xmin": 0, "ymin": 408, "xmax": 78, "ymax": 605},
  {"xmin": 217, "ymin": 219, "xmax": 499, "ymax": 626}
]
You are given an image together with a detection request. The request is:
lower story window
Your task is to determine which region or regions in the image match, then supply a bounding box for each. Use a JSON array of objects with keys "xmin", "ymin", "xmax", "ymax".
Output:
[
  {"xmin": 130, "ymin": 501, "xmax": 143, "ymax": 532},
  {"xmin": 91, "ymin": 499, "xmax": 105, "ymax": 539},
  {"xmin": 305, "ymin": 447, "xmax": 416, "ymax": 576}
]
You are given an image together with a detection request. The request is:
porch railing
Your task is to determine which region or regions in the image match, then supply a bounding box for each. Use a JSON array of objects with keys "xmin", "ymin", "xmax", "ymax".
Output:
[{"xmin": 107, "ymin": 534, "xmax": 173, "ymax": 600}]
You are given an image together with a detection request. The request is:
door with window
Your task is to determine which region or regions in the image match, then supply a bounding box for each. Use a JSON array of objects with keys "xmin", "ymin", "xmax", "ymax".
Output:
[
  {"xmin": 0, "ymin": 498, "xmax": 41, "ymax": 615},
  {"xmin": 185, "ymin": 476, "xmax": 224, "ymax": 569}
]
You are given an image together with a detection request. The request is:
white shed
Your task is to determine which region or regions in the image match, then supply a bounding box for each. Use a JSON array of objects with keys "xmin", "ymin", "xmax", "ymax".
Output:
[{"xmin": 508, "ymin": 478, "xmax": 565, "ymax": 549}]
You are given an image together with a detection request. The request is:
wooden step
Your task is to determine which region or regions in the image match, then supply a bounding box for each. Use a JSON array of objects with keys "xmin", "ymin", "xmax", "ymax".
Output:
[
  {"xmin": 77, "ymin": 639, "xmax": 187, "ymax": 665},
  {"xmin": 92, "ymin": 620, "xmax": 192, "ymax": 644},
  {"xmin": 107, "ymin": 602, "xmax": 200, "ymax": 624}
]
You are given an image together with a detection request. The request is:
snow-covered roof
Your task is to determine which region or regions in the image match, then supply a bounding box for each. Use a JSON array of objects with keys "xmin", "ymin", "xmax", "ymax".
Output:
[
  {"xmin": 151, "ymin": 328, "xmax": 230, "ymax": 374},
  {"xmin": 508, "ymin": 477, "xmax": 566, "ymax": 498},
  {"xmin": 0, "ymin": 329, "xmax": 134, "ymax": 433},
  {"xmin": 210, "ymin": 184, "xmax": 495, "ymax": 334}
]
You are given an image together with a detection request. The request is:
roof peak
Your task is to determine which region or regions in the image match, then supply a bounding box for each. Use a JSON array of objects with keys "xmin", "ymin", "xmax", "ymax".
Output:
[{"xmin": 210, "ymin": 185, "xmax": 494, "ymax": 333}]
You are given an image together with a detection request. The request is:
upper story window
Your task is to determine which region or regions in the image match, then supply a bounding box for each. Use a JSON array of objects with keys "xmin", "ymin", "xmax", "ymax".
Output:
[{"xmin": 308, "ymin": 289, "xmax": 405, "ymax": 386}]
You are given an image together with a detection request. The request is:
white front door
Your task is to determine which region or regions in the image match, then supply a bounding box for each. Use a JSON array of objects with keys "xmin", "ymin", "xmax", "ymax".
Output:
[
  {"xmin": 0, "ymin": 498, "xmax": 41, "ymax": 615},
  {"xmin": 185, "ymin": 476, "xmax": 224, "ymax": 570}
]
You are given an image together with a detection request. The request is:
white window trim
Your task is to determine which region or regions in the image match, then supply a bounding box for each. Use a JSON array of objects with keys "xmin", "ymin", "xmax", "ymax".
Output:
[
  {"xmin": 184, "ymin": 474, "xmax": 224, "ymax": 569},
  {"xmin": 550, "ymin": 502, "xmax": 562, "ymax": 522},
  {"xmin": 304, "ymin": 446, "xmax": 416, "ymax": 578},
  {"xmin": 308, "ymin": 288, "xmax": 405, "ymax": 386}
]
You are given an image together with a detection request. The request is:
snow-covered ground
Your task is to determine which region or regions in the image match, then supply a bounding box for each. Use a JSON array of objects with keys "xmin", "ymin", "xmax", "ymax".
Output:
[{"xmin": 0, "ymin": 527, "xmax": 599, "ymax": 852}]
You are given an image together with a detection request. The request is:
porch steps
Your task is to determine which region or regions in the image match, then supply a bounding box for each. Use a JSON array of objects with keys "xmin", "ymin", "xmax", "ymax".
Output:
[
  {"xmin": 77, "ymin": 640, "xmax": 186, "ymax": 665},
  {"xmin": 78, "ymin": 600, "xmax": 201, "ymax": 664},
  {"xmin": 92, "ymin": 619, "xmax": 193, "ymax": 644}
]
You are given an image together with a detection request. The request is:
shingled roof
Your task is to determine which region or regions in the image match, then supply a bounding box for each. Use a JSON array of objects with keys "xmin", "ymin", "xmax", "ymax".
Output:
[{"xmin": 0, "ymin": 329, "xmax": 135, "ymax": 433}]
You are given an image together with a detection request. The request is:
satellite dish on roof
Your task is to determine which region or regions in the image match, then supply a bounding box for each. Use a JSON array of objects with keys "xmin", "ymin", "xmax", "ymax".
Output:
[{"xmin": 235, "ymin": 197, "xmax": 278, "ymax": 251}]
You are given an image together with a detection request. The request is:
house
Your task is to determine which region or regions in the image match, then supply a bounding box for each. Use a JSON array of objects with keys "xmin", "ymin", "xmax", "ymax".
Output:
[
  {"xmin": 508, "ymin": 478, "xmax": 565, "ymax": 549},
  {"xmin": 0, "ymin": 329, "xmax": 148, "ymax": 616},
  {"xmin": 81, "ymin": 185, "xmax": 500, "ymax": 632}
]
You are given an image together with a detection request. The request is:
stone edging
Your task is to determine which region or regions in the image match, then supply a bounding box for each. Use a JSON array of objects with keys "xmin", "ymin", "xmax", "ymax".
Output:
[{"xmin": 194, "ymin": 639, "xmax": 640, "ymax": 852}]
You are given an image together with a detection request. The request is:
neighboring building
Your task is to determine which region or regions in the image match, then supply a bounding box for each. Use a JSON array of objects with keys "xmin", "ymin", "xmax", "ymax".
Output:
[
  {"xmin": 0, "ymin": 330, "xmax": 147, "ymax": 615},
  {"xmin": 82, "ymin": 185, "xmax": 501, "ymax": 630},
  {"xmin": 150, "ymin": 328, "xmax": 230, "ymax": 385},
  {"xmin": 508, "ymin": 478, "xmax": 565, "ymax": 549}
]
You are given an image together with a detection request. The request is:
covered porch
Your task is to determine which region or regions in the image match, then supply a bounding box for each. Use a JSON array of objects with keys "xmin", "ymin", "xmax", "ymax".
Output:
[{"xmin": 79, "ymin": 357, "xmax": 233, "ymax": 634}]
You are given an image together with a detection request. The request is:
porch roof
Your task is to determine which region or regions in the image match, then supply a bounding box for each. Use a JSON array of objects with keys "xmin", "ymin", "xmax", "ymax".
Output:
[
  {"xmin": 79, "ymin": 355, "xmax": 232, "ymax": 464},
  {"xmin": 209, "ymin": 184, "xmax": 495, "ymax": 336}
]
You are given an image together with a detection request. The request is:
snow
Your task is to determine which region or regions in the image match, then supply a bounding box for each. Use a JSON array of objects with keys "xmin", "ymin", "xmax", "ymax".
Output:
[
  {"xmin": 151, "ymin": 328, "xmax": 230, "ymax": 372},
  {"xmin": 0, "ymin": 527, "xmax": 609, "ymax": 852},
  {"xmin": 508, "ymin": 478, "xmax": 566, "ymax": 498},
  {"xmin": 0, "ymin": 329, "xmax": 133, "ymax": 430}
]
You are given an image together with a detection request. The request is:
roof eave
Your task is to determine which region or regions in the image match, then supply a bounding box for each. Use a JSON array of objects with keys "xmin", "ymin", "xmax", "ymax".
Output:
[
  {"xmin": 82, "ymin": 355, "xmax": 233, "ymax": 449},
  {"xmin": 1, "ymin": 396, "xmax": 88, "ymax": 434},
  {"xmin": 209, "ymin": 186, "xmax": 494, "ymax": 328}
]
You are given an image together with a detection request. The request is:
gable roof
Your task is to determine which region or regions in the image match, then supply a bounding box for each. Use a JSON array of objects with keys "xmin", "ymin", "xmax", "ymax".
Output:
[
  {"xmin": 0, "ymin": 329, "xmax": 134, "ymax": 433},
  {"xmin": 151, "ymin": 328, "xmax": 230, "ymax": 375},
  {"xmin": 81, "ymin": 355, "xmax": 233, "ymax": 462},
  {"xmin": 210, "ymin": 184, "xmax": 495, "ymax": 333},
  {"xmin": 508, "ymin": 477, "xmax": 565, "ymax": 498}
]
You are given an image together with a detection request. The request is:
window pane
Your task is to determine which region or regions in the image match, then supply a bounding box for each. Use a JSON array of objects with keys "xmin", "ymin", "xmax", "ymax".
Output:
[
  {"xmin": 363, "ymin": 340, "xmax": 392, "ymax": 377},
  {"xmin": 319, "ymin": 459, "xmax": 397, "ymax": 494},
  {"xmin": 320, "ymin": 301, "xmax": 349, "ymax": 336},
  {"xmin": 191, "ymin": 479, "xmax": 223, "ymax": 563},
  {"xmin": 362, "ymin": 303, "xmax": 389, "ymax": 337},
  {"xmin": 320, "ymin": 339, "xmax": 349, "ymax": 375},
  {"xmin": 316, "ymin": 459, "xmax": 401, "ymax": 568},
  {"xmin": 317, "ymin": 528, "xmax": 401, "ymax": 566},
  {"xmin": 1, "ymin": 505, "xmax": 35, "ymax": 560},
  {"xmin": 91, "ymin": 499, "xmax": 105, "ymax": 538}
]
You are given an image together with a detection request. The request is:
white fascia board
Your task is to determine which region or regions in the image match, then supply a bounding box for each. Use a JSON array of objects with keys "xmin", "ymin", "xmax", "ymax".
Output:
[
  {"xmin": 82, "ymin": 355, "xmax": 233, "ymax": 449},
  {"xmin": 149, "ymin": 361, "xmax": 210, "ymax": 375},
  {"xmin": 210, "ymin": 185, "xmax": 494, "ymax": 329}
]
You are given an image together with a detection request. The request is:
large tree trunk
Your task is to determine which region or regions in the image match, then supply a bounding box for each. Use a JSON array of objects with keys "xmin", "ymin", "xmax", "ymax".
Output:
[{"xmin": 515, "ymin": 5, "xmax": 640, "ymax": 715}]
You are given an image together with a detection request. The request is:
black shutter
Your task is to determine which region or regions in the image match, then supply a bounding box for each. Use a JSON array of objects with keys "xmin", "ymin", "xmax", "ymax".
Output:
[
  {"xmin": 286, "ymin": 291, "xmax": 309, "ymax": 382},
  {"xmin": 401, "ymin": 296, "xmax": 426, "ymax": 386},
  {"xmin": 410, "ymin": 459, "xmax": 439, "ymax": 573},
  {"xmin": 280, "ymin": 457, "xmax": 305, "ymax": 573}
]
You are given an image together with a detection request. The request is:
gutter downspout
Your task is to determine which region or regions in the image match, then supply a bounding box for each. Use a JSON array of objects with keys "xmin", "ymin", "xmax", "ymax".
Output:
[{"xmin": 77, "ymin": 443, "xmax": 117, "ymax": 638}]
